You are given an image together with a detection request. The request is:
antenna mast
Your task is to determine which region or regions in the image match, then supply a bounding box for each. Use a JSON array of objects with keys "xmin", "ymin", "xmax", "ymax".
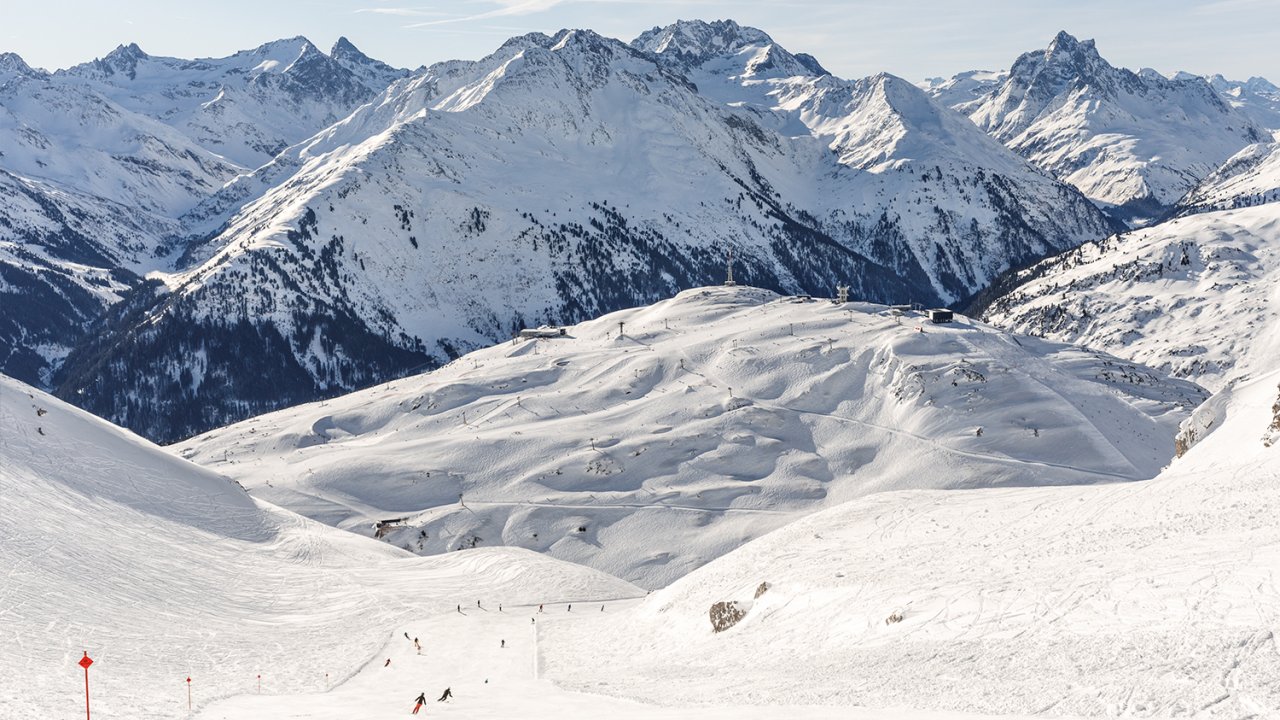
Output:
[{"xmin": 724, "ymin": 246, "xmax": 737, "ymax": 286}]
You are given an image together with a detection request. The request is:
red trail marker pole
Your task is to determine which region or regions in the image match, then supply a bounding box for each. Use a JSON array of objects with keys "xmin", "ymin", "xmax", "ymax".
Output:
[
  {"xmin": 186, "ymin": 676, "xmax": 192, "ymax": 713},
  {"xmin": 78, "ymin": 651, "xmax": 93, "ymax": 720}
]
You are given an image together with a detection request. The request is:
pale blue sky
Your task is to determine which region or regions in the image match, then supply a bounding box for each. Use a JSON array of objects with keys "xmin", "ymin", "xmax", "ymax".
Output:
[{"xmin": 6, "ymin": 0, "xmax": 1277, "ymax": 83}]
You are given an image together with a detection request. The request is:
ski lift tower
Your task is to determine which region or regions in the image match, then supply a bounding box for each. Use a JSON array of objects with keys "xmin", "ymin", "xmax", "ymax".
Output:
[
  {"xmin": 724, "ymin": 246, "xmax": 737, "ymax": 286},
  {"xmin": 836, "ymin": 286, "xmax": 850, "ymax": 304}
]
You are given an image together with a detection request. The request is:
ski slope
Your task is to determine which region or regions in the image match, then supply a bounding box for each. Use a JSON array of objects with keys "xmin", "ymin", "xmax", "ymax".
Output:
[
  {"xmin": 177, "ymin": 286, "xmax": 1204, "ymax": 588},
  {"xmin": 541, "ymin": 367, "xmax": 1280, "ymax": 717},
  {"xmin": 197, "ymin": 597, "xmax": 1074, "ymax": 720},
  {"xmin": 0, "ymin": 374, "xmax": 637, "ymax": 720}
]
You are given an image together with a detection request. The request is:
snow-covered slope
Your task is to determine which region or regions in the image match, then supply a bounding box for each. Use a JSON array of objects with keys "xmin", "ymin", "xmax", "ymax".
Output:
[
  {"xmin": 966, "ymin": 32, "xmax": 1268, "ymax": 226},
  {"xmin": 919, "ymin": 69, "xmax": 1006, "ymax": 114},
  {"xmin": 61, "ymin": 37, "xmax": 400, "ymax": 168},
  {"xmin": 543, "ymin": 363, "xmax": 1280, "ymax": 716},
  {"xmin": 58, "ymin": 22, "xmax": 1114, "ymax": 442},
  {"xmin": 0, "ymin": 38, "xmax": 406, "ymax": 391},
  {"xmin": 0, "ymin": 63, "xmax": 242, "ymax": 216},
  {"xmin": 0, "ymin": 170, "xmax": 180, "ymax": 386},
  {"xmin": 176, "ymin": 287, "xmax": 1204, "ymax": 588},
  {"xmin": 981, "ymin": 202, "xmax": 1280, "ymax": 392},
  {"xmin": 0, "ymin": 373, "xmax": 636, "ymax": 720},
  {"xmin": 1202, "ymin": 73, "xmax": 1280, "ymax": 135},
  {"xmin": 1178, "ymin": 142, "xmax": 1280, "ymax": 215}
]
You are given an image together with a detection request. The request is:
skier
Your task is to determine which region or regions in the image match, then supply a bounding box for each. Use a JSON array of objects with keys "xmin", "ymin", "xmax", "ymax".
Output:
[
  {"xmin": 403, "ymin": 632, "xmax": 410, "ymax": 640},
  {"xmin": 600, "ymin": 605, "xmax": 604, "ymax": 612},
  {"xmin": 538, "ymin": 604, "xmax": 543, "ymax": 613},
  {"xmin": 384, "ymin": 658, "xmax": 392, "ymax": 668},
  {"xmin": 437, "ymin": 687, "xmax": 453, "ymax": 702},
  {"xmin": 456, "ymin": 604, "xmax": 461, "ymax": 613},
  {"xmin": 567, "ymin": 604, "xmax": 572, "ymax": 612},
  {"xmin": 500, "ymin": 639, "xmax": 505, "ymax": 648},
  {"xmin": 412, "ymin": 692, "xmax": 427, "ymax": 714},
  {"xmin": 414, "ymin": 637, "xmax": 422, "ymax": 654},
  {"xmin": 477, "ymin": 599, "xmax": 482, "ymax": 609},
  {"xmin": 499, "ymin": 603, "xmax": 503, "ymax": 612}
]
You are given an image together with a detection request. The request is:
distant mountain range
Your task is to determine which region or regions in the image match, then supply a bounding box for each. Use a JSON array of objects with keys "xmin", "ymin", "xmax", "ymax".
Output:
[{"xmin": 1, "ymin": 22, "xmax": 1274, "ymax": 442}]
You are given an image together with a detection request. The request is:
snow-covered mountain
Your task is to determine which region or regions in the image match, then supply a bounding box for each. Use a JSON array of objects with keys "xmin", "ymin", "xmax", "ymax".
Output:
[
  {"xmin": 0, "ymin": 60, "xmax": 242, "ymax": 216},
  {"xmin": 1177, "ymin": 141, "xmax": 1280, "ymax": 215},
  {"xmin": 175, "ymin": 286, "xmax": 1204, "ymax": 587},
  {"xmin": 0, "ymin": 372, "xmax": 636, "ymax": 720},
  {"xmin": 61, "ymin": 37, "xmax": 402, "ymax": 168},
  {"xmin": 53, "ymin": 21, "xmax": 1115, "ymax": 442},
  {"xmin": 0, "ymin": 170, "xmax": 180, "ymax": 386},
  {"xmin": 919, "ymin": 69, "xmax": 1006, "ymax": 113},
  {"xmin": 961, "ymin": 32, "xmax": 1267, "ymax": 226},
  {"xmin": 980, "ymin": 199, "xmax": 1280, "ymax": 392},
  {"xmin": 0, "ymin": 37, "xmax": 408, "ymax": 390},
  {"xmin": 1199, "ymin": 73, "xmax": 1280, "ymax": 135}
]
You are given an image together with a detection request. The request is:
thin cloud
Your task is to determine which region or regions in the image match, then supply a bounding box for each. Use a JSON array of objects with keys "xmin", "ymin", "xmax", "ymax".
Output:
[
  {"xmin": 356, "ymin": 7, "xmax": 451, "ymax": 18},
  {"xmin": 401, "ymin": 0, "xmax": 740, "ymax": 28},
  {"xmin": 405, "ymin": 0, "xmax": 568, "ymax": 28}
]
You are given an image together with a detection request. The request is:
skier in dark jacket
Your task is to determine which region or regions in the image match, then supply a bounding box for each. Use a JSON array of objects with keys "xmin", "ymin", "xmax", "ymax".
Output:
[
  {"xmin": 412, "ymin": 692, "xmax": 426, "ymax": 714},
  {"xmin": 437, "ymin": 687, "xmax": 453, "ymax": 702}
]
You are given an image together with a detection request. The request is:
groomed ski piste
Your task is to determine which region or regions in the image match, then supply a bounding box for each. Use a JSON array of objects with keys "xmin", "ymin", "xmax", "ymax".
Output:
[
  {"xmin": 177, "ymin": 286, "xmax": 1205, "ymax": 588},
  {"xmin": 3, "ymin": 373, "xmax": 1070, "ymax": 720}
]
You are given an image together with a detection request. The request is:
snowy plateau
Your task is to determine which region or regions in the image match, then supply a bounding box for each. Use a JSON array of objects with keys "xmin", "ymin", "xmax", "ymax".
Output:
[{"xmin": 4, "ymin": 16, "xmax": 1280, "ymax": 720}]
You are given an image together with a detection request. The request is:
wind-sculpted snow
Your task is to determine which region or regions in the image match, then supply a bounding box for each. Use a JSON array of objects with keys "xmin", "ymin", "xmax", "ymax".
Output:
[
  {"xmin": 57, "ymin": 23, "xmax": 1113, "ymax": 442},
  {"xmin": 982, "ymin": 203, "xmax": 1280, "ymax": 392},
  {"xmin": 177, "ymin": 287, "xmax": 1204, "ymax": 588},
  {"xmin": 0, "ymin": 374, "xmax": 637, "ymax": 720},
  {"xmin": 543, "ymin": 366, "xmax": 1280, "ymax": 717}
]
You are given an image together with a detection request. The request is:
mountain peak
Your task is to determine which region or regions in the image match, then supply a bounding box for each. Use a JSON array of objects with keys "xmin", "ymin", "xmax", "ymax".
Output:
[
  {"xmin": 107, "ymin": 42, "xmax": 148, "ymax": 60},
  {"xmin": 632, "ymin": 18, "xmax": 825, "ymax": 77},
  {"xmin": 328, "ymin": 35, "xmax": 408, "ymax": 91},
  {"xmin": 94, "ymin": 42, "xmax": 149, "ymax": 79},
  {"xmin": 632, "ymin": 19, "xmax": 773, "ymax": 62},
  {"xmin": 0, "ymin": 51, "xmax": 41, "ymax": 78},
  {"xmin": 247, "ymin": 36, "xmax": 316, "ymax": 59},
  {"xmin": 331, "ymin": 36, "xmax": 361, "ymax": 56},
  {"xmin": 1042, "ymin": 30, "xmax": 1101, "ymax": 66},
  {"xmin": 1048, "ymin": 30, "xmax": 1089, "ymax": 52}
]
